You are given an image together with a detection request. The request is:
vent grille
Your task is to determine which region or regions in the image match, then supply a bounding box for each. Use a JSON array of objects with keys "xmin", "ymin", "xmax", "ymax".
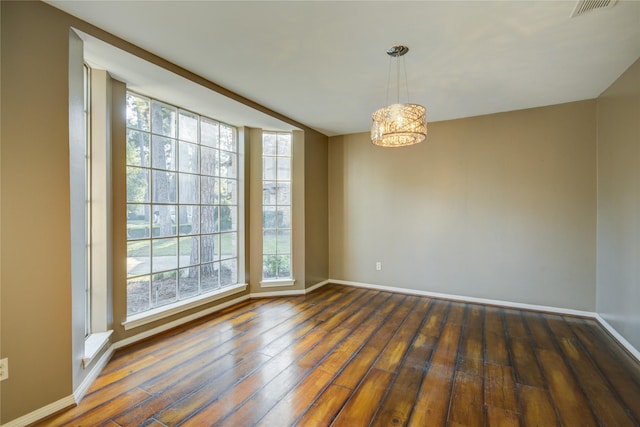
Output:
[{"xmin": 571, "ymin": 0, "xmax": 618, "ymax": 17}]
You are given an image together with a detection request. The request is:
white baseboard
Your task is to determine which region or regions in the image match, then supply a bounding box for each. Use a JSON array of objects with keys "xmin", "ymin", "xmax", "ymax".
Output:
[
  {"xmin": 306, "ymin": 279, "xmax": 331, "ymax": 293},
  {"xmin": 251, "ymin": 289, "xmax": 306, "ymax": 297},
  {"xmin": 249, "ymin": 279, "xmax": 330, "ymax": 298},
  {"xmin": 595, "ymin": 314, "xmax": 640, "ymax": 362},
  {"xmin": 114, "ymin": 293, "xmax": 252, "ymax": 350},
  {"xmin": 1, "ymin": 395, "xmax": 76, "ymax": 427},
  {"xmin": 329, "ymin": 279, "xmax": 596, "ymax": 318},
  {"xmin": 75, "ymin": 344, "xmax": 115, "ymax": 403}
]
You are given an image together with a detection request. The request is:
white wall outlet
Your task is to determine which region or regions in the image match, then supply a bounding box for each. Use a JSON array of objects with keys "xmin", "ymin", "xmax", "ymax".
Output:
[
  {"xmin": 0, "ymin": 358, "xmax": 8, "ymax": 381},
  {"xmin": 376, "ymin": 262, "xmax": 382, "ymax": 271}
]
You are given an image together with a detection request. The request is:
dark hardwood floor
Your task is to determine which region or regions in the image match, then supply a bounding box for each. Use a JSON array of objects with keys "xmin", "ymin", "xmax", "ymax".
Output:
[{"xmin": 36, "ymin": 284, "xmax": 640, "ymax": 426}]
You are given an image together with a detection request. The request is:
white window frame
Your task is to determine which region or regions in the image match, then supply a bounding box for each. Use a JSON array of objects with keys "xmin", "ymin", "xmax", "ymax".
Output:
[
  {"xmin": 260, "ymin": 131, "xmax": 294, "ymax": 287},
  {"xmin": 84, "ymin": 63, "xmax": 92, "ymax": 338},
  {"xmin": 83, "ymin": 67, "xmax": 114, "ymax": 368},
  {"xmin": 124, "ymin": 92, "xmax": 244, "ymax": 324}
]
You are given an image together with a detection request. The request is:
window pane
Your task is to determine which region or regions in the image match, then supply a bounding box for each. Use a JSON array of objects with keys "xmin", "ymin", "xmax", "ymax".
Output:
[
  {"xmin": 126, "ymin": 92, "xmax": 239, "ymax": 317},
  {"xmin": 178, "ymin": 141, "xmax": 199, "ymax": 173},
  {"xmin": 263, "ymin": 229, "xmax": 276, "ymax": 255},
  {"xmin": 127, "ymin": 276, "xmax": 150, "ymax": 315},
  {"xmin": 152, "ymin": 205, "xmax": 176, "ymax": 237},
  {"xmin": 263, "ymin": 157, "xmax": 276, "ymax": 180},
  {"xmin": 201, "ymin": 206, "xmax": 218, "ymax": 234},
  {"xmin": 263, "ymin": 181, "xmax": 277, "ymax": 206},
  {"xmin": 151, "ymin": 100, "xmax": 177, "ymax": 137},
  {"xmin": 263, "ymin": 255, "xmax": 277, "ymax": 279},
  {"xmin": 201, "ymin": 234, "xmax": 219, "ymax": 263},
  {"xmin": 127, "ymin": 241, "xmax": 150, "ymax": 277},
  {"xmin": 201, "ymin": 118, "xmax": 219, "ymax": 148},
  {"xmin": 179, "ymin": 173, "xmax": 200, "ymax": 204},
  {"xmin": 278, "ymin": 207, "xmax": 291, "ymax": 228},
  {"xmin": 277, "ymin": 229, "xmax": 291, "ymax": 254},
  {"xmin": 179, "ymin": 236, "xmax": 199, "ymax": 267},
  {"xmin": 201, "ymin": 146, "xmax": 218, "ymax": 176},
  {"xmin": 201, "ymin": 176, "xmax": 219, "ymax": 204},
  {"xmin": 126, "ymin": 93, "xmax": 150, "ymax": 131},
  {"xmin": 126, "ymin": 167, "xmax": 149, "ymax": 203},
  {"xmin": 277, "ymin": 255, "xmax": 291, "ymax": 278},
  {"xmin": 152, "ymin": 135, "xmax": 176, "ymax": 171},
  {"xmin": 179, "ymin": 267, "xmax": 199, "ymax": 300},
  {"xmin": 178, "ymin": 205, "xmax": 199, "ymax": 235},
  {"xmin": 220, "ymin": 125, "xmax": 235, "ymax": 151},
  {"xmin": 152, "ymin": 238, "xmax": 177, "ymax": 273},
  {"xmin": 201, "ymin": 262, "xmax": 220, "ymax": 291},
  {"xmin": 263, "ymin": 133, "xmax": 276, "ymax": 155},
  {"xmin": 221, "ymin": 179, "xmax": 237, "ymax": 205},
  {"xmin": 127, "ymin": 204, "xmax": 151, "ymax": 239},
  {"xmin": 152, "ymin": 171, "xmax": 176, "ymax": 203},
  {"xmin": 220, "ymin": 151, "xmax": 236, "ymax": 178},
  {"xmin": 276, "ymin": 182, "xmax": 291, "ymax": 205},
  {"xmin": 220, "ymin": 258, "xmax": 237, "ymax": 286},
  {"xmin": 127, "ymin": 129, "xmax": 150, "ymax": 166},
  {"xmin": 277, "ymin": 157, "xmax": 291, "ymax": 180},
  {"xmin": 179, "ymin": 110, "xmax": 198, "ymax": 143},
  {"xmin": 219, "ymin": 206, "xmax": 236, "ymax": 232},
  {"xmin": 152, "ymin": 270, "xmax": 177, "ymax": 307},
  {"xmin": 277, "ymin": 133, "xmax": 291, "ymax": 156},
  {"xmin": 263, "ymin": 206, "xmax": 277, "ymax": 228},
  {"xmin": 221, "ymin": 232, "xmax": 237, "ymax": 259}
]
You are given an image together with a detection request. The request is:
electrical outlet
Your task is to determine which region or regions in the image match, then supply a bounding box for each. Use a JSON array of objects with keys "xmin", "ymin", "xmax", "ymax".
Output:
[
  {"xmin": 376, "ymin": 262, "xmax": 382, "ymax": 271},
  {"xmin": 0, "ymin": 358, "xmax": 8, "ymax": 381}
]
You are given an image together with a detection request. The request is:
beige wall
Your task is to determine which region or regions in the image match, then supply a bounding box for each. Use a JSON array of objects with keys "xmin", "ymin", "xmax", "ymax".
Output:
[
  {"xmin": 1, "ymin": 2, "xmax": 75, "ymax": 421},
  {"xmin": 596, "ymin": 58, "xmax": 640, "ymax": 351},
  {"xmin": 329, "ymin": 100, "xmax": 597, "ymax": 311},
  {"xmin": 304, "ymin": 130, "xmax": 329, "ymax": 288}
]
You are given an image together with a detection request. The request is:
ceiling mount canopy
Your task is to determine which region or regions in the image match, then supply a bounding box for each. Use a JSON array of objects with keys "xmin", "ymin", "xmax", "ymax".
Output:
[{"xmin": 371, "ymin": 45, "xmax": 427, "ymax": 148}]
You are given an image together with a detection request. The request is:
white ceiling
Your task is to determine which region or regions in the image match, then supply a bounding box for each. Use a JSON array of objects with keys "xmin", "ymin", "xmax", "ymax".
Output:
[{"xmin": 48, "ymin": 1, "xmax": 640, "ymax": 137}]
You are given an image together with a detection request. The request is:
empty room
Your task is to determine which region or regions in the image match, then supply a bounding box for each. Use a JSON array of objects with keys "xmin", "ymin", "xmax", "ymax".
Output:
[{"xmin": 1, "ymin": 1, "xmax": 640, "ymax": 426}]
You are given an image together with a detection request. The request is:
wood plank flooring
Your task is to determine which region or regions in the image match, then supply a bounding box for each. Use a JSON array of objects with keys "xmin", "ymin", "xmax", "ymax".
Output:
[{"xmin": 36, "ymin": 284, "xmax": 640, "ymax": 426}]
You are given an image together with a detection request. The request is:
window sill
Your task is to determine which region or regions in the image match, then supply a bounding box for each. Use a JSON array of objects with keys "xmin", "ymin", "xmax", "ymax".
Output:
[
  {"xmin": 122, "ymin": 283, "xmax": 248, "ymax": 331},
  {"xmin": 83, "ymin": 330, "xmax": 113, "ymax": 368},
  {"xmin": 260, "ymin": 278, "xmax": 296, "ymax": 288}
]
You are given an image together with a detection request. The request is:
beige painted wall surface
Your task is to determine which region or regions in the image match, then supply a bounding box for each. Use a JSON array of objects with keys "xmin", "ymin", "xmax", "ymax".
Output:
[
  {"xmin": 304, "ymin": 130, "xmax": 329, "ymax": 287},
  {"xmin": 1, "ymin": 2, "xmax": 74, "ymax": 422},
  {"xmin": 596, "ymin": 58, "xmax": 640, "ymax": 352},
  {"xmin": 329, "ymin": 100, "xmax": 597, "ymax": 311}
]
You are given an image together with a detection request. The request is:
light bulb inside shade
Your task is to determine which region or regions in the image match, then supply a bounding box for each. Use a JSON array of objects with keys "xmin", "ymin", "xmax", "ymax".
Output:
[{"xmin": 371, "ymin": 103, "xmax": 427, "ymax": 147}]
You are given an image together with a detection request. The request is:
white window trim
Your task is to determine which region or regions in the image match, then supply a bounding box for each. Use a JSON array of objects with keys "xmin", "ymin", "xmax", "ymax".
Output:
[
  {"xmin": 260, "ymin": 278, "xmax": 296, "ymax": 288},
  {"xmin": 122, "ymin": 282, "xmax": 247, "ymax": 330},
  {"xmin": 83, "ymin": 330, "xmax": 113, "ymax": 368}
]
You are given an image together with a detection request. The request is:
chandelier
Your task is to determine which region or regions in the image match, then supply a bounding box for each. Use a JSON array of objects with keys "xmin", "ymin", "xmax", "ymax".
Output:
[{"xmin": 371, "ymin": 45, "xmax": 427, "ymax": 147}]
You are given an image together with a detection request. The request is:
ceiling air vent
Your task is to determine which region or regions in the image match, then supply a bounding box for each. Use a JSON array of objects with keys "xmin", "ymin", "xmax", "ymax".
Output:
[{"xmin": 571, "ymin": 0, "xmax": 617, "ymax": 17}]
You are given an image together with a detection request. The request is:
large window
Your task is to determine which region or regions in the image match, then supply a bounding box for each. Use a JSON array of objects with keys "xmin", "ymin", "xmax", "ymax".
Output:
[
  {"xmin": 262, "ymin": 132, "xmax": 292, "ymax": 281},
  {"xmin": 126, "ymin": 93, "xmax": 238, "ymax": 316}
]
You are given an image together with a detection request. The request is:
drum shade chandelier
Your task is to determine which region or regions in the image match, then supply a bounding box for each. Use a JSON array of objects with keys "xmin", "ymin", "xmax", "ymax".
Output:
[{"xmin": 371, "ymin": 45, "xmax": 427, "ymax": 147}]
